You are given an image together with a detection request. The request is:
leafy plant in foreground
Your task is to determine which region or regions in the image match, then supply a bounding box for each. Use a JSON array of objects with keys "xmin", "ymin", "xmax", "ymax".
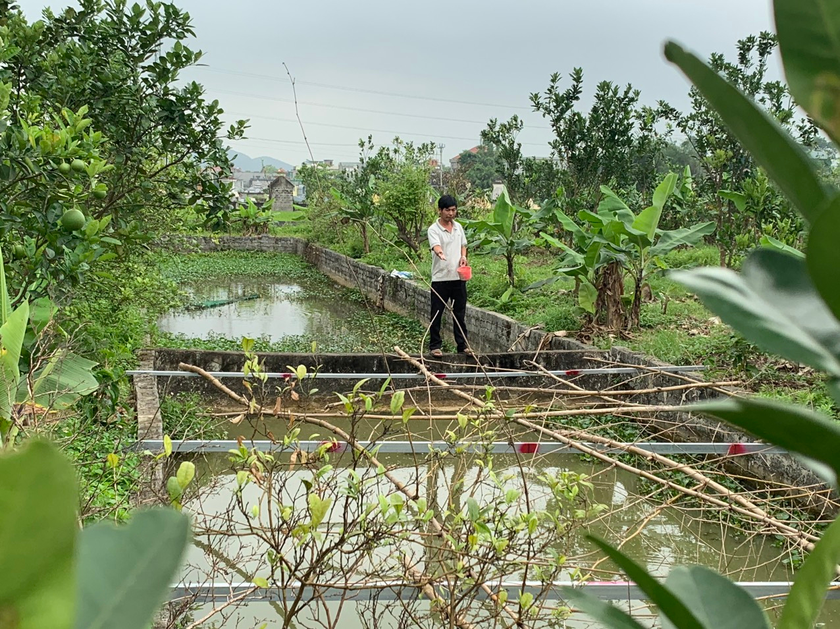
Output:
[
  {"xmin": 566, "ymin": 0, "xmax": 840, "ymax": 627},
  {"xmin": 0, "ymin": 440, "xmax": 189, "ymax": 629}
]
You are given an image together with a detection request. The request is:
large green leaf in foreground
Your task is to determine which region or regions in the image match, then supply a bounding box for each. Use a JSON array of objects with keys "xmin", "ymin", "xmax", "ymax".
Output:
[
  {"xmin": 0, "ymin": 441, "xmax": 77, "ymax": 629},
  {"xmin": 672, "ymin": 249, "xmax": 840, "ymax": 377},
  {"xmin": 75, "ymin": 509, "xmax": 190, "ymax": 629}
]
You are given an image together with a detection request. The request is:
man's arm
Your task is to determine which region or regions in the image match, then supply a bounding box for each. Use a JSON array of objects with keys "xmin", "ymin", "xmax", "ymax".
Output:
[{"xmin": 428, "ymin": 226, "xmax": 446, "ymax": 260}]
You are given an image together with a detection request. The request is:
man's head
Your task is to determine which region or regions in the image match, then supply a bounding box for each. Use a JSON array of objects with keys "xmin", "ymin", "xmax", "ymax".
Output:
[{"xmin": 437, "ymin": 195, "xmax": 458, "ymax": 221}]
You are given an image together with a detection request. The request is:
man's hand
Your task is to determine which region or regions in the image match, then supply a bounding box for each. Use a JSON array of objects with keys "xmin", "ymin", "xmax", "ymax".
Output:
[
  {"xmin": 459, "ymin": 256, "xmax": 467, "ymax": 267},
  {"xmin": 436, "ymin": 250, "xmax": 446, "ymax": 261}
]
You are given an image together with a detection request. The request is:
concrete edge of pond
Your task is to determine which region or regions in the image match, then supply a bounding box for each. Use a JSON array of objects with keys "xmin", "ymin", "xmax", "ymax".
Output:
[{"xmin": 142, "ymin": 234, "xmax": 837, "ymax": 517}]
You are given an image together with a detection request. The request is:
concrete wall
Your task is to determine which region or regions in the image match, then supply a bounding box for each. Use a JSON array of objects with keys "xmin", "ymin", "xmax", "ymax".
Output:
[{"xmin": 156, "ymin": 235, "xmax": 837, "ymax": 515}]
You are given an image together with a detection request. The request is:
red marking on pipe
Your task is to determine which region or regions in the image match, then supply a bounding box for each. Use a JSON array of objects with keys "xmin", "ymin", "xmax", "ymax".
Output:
[
  {"xmin": 727, "ymin": 443, "xmax": 747, "ymax": 456},
  {"xmin": 564, "ymin": 369, "xmax": 581, "ymax": 376},
  {"xmin": 281, "ymin": 373, "xmax": 292, "ymax": 380},
  {"xmin": 434, "ymin": 373, "xmax": 447, "ymax": 379},
  {"xmin": 519, "ymin": 443, "xmax": 539, "ymax": 454},
  {"xmin": 320, "ymin": 440, "xmax": 342, "ymax": 453}
]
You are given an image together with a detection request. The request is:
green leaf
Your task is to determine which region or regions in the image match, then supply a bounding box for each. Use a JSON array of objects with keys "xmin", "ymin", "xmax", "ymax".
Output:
[
  {"xmin": 176, "ymin": 461, "xmax": 195, "ymax": 490},
  {"xmin": 560, "ymin": 588, "xmax": 649, "ymax": 629},
  {"xmin": 649, "ymin": 222, "xmax": 716, "ymax": 258},
  {"xmin": 718, "ymin": 190, "xmax": 747, "ymax": 213},
  {"xmin": 0, "ymin": 441, "xmax": 77, "ymax": 629},
  {"xmin": 672, "ymin": 249, "xmax": 840, "ymax": 375},
  {"xmin": 779, "ymin": 517, "xmax": 840, "ymax": 629},
  {"xmin": 492, "ymin": 187, "xmax": 516, "ymax": 239},
  {"xmin": 664, "ymin": 41, "xmax": 832, "ymax": 225},
  {"xmin": 760, "ymin": 234, "xmax": 805, "ymax": 259},
  {"xmin": 466, "ymin": 497, "xmax": 480, "ymax": 521},
  {"xmin": 0, "ymin": 302, "xmax": 28, "ymax": 423},
  {"xmin": 775, "ymin": 0, "xmax": 840, "ymax": 146},
  {"xmin": 634, "ymin": 173, "xmax": 678, "ymax": 239},
  {"xmin": 390, "ymin": 390, "xmax": 405, "ymax": 415},
  {"xmin": 307, "ymin": 493, "xmax": 332, "ymax": 529},
  {"xmin": 807, "ymin": 197, "xmax": 840, "ymax": 322},
  {"xmin": 698, "ymin": 397, "xmax": 840, "ymax": 479},
  {"xmin": 0, "ymin": 250, "xmax": 10, "ymax": 326},
  {"xmin": 587, "ymin": 537, "xmax": 705, "ymax": 629},
  {"xmin": 166, "ymin": 476, "xmax": 182, "ymax": 502},
  {"xmin": 75, "ymin": 509, "xmax": 190, "ymax": 629},
  {"xmin": 17, "ymin": 350, "xmax": 99, "ymax": 410},
  {"xmin": 579, "ymin": 282, "xmax": 597, "ymax": 314},
  {"xmin": 661, "ymin": 565, "xmax": 770, "ymax": 629},
  {"xmin": 597, "ymin": 186, "xmax": 631, "ymax": 215}
]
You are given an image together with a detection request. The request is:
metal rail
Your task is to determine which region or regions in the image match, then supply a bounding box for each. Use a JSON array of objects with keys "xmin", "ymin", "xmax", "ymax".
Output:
[
  {"xmin": 170, "ymin": 580, "xmax": 840, "ymax": 602},
  {"xmin": 127, "ymin": 365, "xmax": 705, "ymax": 379},
  {"xmin": 139, "ymin": 440, "xmax": 787, "ymax": 455}
]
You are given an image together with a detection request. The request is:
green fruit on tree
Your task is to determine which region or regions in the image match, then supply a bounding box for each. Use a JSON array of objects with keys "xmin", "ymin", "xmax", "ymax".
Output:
[
  {"xmin": 92, "ymin": 188, "xmax": 107, "ymax": 200},
  {"xmin": 12, "ymin": 244, "xmax": 26, "ymax": 260},
  {"xmin": 59, "ymin": 209, "xmax": 86, "ymax": 231},
  {"xmin": 70, "ymin": 159, "xmax": 86, "ymax": 173},
  {"xmin": 58, "ymin": 162, "xmax": 71, "ymax": 175}
]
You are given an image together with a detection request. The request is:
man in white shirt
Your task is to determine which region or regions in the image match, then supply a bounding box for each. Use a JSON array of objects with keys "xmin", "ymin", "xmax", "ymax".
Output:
[{"xmin": 427, "ymin": 195, "xmax": 471, "ymax": 356}]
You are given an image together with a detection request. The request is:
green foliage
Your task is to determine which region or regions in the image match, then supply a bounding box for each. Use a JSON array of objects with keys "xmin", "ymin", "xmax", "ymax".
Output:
[
  {"xmin": 0, "ymin": 441, "xmax": 189, "ymax": 629},
  {"xmin": 0, "ymin": 1, "xmax": 246, "ymax": 297},
  {"xmin": 0, "ymin": 440, "xmax": 76, "ymax": 627},
  {"xmin": 363, "ymin": 137, "xmax": 436, "ymax": 257},
  {"xmin": 572, "ymin": 2, "xmax": 840, "ymax": 627},
  {"xmin": 530, "ymin": 68, "xmax": 672, "ymax": 198},
  {"xmin": 540, "ymin": 172, "xmax": 714, "ymax": 330},
  {"xmin": 663, "ymin": 33, "xmax": 819, "ymax": 266},
  {"xmin": 0, "ymin": 250, "xmax": 98, "ymax": 447},
  {"xmin": 230, "ymin": 198, "xmax": 303, "ymax": 236},
  {"xmin": 455, "ymin": 144, "xmax": 502, "ymax": 191},
  {"xmin": 466, "ymin": 187, "xmax": 536, "ymax": 287}
]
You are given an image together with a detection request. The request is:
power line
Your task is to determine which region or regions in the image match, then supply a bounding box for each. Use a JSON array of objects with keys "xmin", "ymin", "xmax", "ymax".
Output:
[
  {"xmin": 198, "ymin": 66, "xmax": 534, "ymax": 111},
  {"xmin": 224, "ymin": 110, "xmax": 548, "ymax": 147},
  {"xmin": 212, "ymin": 88, "xmax": 549, "ymax": 130}
]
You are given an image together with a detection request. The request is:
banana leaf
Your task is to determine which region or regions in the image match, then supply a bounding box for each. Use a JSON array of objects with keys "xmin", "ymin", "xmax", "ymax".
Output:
[{"xmin": 16, "ymin": 350, "xmax": 98, "ymax": 410}]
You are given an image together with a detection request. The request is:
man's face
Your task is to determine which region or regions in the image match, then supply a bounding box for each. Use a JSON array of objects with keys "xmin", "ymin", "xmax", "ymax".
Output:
[{"xmin": 439, "ymin": 205, "xmax": 457, "ymax": 221}]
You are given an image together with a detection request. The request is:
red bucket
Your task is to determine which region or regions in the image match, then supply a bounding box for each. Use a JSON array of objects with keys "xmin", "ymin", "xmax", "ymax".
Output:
[{"xmin": 457, "ymin": 265, "xmax": 472, "ymax": 281}]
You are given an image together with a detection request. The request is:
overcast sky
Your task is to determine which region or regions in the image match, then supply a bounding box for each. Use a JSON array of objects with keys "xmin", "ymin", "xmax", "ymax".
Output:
[{"xmin": 17, "ymin": 0, "xmax": 777, "ymax": 166}]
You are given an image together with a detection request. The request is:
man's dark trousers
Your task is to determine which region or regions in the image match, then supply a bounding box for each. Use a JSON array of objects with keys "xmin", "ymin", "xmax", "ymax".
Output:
[{"xmin": 429, "ymin": 280, "xmax": 468, "ymax": 352}]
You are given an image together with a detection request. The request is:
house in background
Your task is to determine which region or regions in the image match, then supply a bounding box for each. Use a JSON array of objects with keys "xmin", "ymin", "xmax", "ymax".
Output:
[
  {"xmin": 450, "ymin": 146, "xmax": 480, "ymax": 170},
  {"xmin": 267, "ymin": 174, "xmax": 295, "ymax": 212}
]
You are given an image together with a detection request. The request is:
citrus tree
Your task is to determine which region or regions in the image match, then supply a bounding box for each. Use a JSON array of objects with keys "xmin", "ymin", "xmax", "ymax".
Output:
[{"xmin": 0, "ymin": 1, "xmax": 246, "ymax": 300}]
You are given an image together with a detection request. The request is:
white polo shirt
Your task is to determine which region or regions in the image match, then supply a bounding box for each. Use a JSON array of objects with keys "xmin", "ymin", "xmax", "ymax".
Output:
[{"xmin": 428, "ymin": 219, "xmax": 467, "ymax": 282}]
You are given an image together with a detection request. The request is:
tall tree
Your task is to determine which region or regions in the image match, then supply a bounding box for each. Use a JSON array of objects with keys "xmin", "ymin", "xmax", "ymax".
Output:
[
  {"xmin": 530, "ymin": 68, "xmax": 671, "ymax": 200},
  {"xmin": 663, "ymin": 32, "xmax": 816, "ymax": 265}
]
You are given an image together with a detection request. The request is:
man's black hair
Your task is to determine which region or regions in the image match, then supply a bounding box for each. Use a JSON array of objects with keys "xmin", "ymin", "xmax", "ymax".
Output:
[{"xmin": 438, "ymin": 195, "xmax": 457, "ymax": 210}]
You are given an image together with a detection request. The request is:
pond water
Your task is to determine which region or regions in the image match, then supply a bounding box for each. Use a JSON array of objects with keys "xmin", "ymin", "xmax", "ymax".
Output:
[{"xmin": 156, "ymin": 275, "xmax": 426, "ymax": 352}]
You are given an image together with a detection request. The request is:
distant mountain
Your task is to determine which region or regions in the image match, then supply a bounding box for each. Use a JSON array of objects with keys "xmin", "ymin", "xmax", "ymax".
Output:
[{"xmin": 228, "ymin": 150, "xmax": 294, "ymax": 173}]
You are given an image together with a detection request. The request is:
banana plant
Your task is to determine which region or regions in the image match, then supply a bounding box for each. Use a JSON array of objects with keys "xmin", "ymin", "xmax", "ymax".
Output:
[
  {"xmin": 466, "ymin": 186, "xmax": 535, "ymax": 287},
  {"xmin": 539, "ymin": 172, "xmax": 714, "ymax": 330},
  {"xmin": 0, "ymin": 250, "xmax": 98, "ymax": 448}
]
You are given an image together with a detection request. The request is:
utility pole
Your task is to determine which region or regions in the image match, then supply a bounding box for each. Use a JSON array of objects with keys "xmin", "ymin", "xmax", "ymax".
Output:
[{"xmin": 438, "ymin": 143, "xmax": 445, "ymax": 189}]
